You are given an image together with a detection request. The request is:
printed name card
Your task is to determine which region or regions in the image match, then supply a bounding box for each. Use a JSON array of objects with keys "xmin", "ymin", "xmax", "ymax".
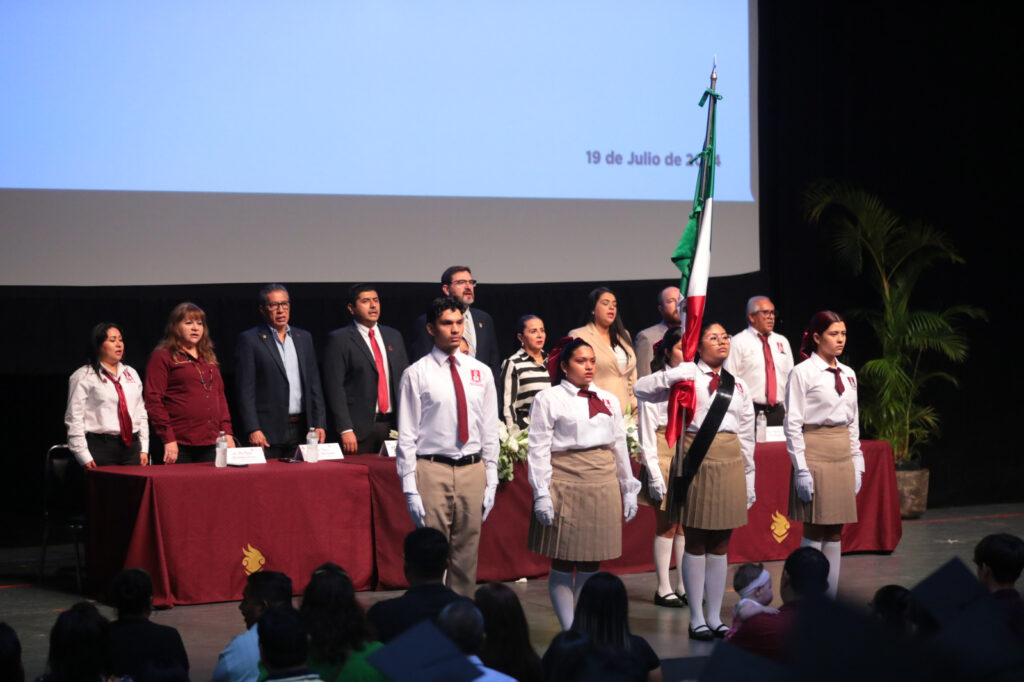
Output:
[
  {"xmin": 299, "ymin": 443, "xmax": 344, "ymax": 462},
  {"xmin": 380, "ymin": 440, "xmax": 398, "ymax": 458},
  {"xmin": 227, "ymin": 447, "xmax": 268, "ymax": 465},
  {"xmin": 765, "ymin": 426, "xmax": 786, "ymax": 443}
]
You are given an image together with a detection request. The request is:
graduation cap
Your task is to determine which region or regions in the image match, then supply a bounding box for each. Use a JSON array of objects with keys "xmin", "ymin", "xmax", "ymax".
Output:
[{"xmin": 366, "ymin": 620, "xmax": 481, "ymax": 682}]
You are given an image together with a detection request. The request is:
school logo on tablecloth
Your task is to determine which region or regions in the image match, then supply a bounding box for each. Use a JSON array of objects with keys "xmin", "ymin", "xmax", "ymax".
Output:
[
  {"xmin": 770, "ymin": 511, "xmax": 791, "ymax": 543},
  {"xmin": 242, "ymin": 544, "xmax": 266, "ymax": 575}
]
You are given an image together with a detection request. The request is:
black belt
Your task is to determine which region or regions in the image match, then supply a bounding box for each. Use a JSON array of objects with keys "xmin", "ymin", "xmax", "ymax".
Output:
[
  {"xmin": 87, "ymin": 432, "xmax": 141, "ymax": 441},
  {"xmin": 419, "ymin": 454, "xmax": 481, "ymax": 467},
  {"xmin": 288, "ymin": 414, "xmax": 304, "ymax": 423},
  {"xmin": 375, "ymin": 413, "xmax": 394, "ymax": 423}
]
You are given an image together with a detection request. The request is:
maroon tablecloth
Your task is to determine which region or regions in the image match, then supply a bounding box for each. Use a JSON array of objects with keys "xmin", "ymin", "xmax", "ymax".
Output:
[
  {"xmin": 353, "ymin": 440, "xmax": 901, "ymax": 589},
  {"xmin": 86, "ymin": 460, "xmax": 374, "ymax": 607}
]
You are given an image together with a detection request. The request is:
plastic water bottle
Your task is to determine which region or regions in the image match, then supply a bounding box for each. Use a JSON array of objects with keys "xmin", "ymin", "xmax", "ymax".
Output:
[
  {"xmin": 215, "ymin": 430, "xmax": 228, "ymax": 467},
  {"xmin": 305, "ymin": 428, "xmax": 320, "ymax": 463},
  {"xmin": 755, "ymin": 412, "xmax": 767, "ymax": 443}
]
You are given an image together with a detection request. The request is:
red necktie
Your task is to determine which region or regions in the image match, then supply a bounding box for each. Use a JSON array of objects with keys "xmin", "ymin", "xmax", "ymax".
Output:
[
  {"xmin": 449, "ymin": 356, "xmax": 469, "ymax": 444},
  {"xmin": 707, "ymin": 371, "xmax": 720, "ymax": 396},
  {"xmin": 369, "ymin": 328, "xmax": 389, "ymax": 413},
  {"xmin": 759, "ymin": 333, "xmax": 777, "ymax": 405},
  {"xmin": 577, "ymin": 389, "xmax": 612, "ymax": 418},
  {"xmin": 102, "ymin": 369, "xmax": 134, "ymax": 446},
  {"xmin": 827, "ymin": 367, "xmax": 845, "ymax": 395}
]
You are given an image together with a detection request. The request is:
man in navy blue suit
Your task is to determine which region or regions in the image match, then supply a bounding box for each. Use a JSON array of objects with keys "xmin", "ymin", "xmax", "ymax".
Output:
[
  {"xmin": 235, "ymin": 284, "xmax": 326, "ymax": 459},
  {"xmin": 324, "ymin": 284, "xmax": 410, "ymax": 454},
  {"xmin": 411, "ymin": 266, "xmax": 501, "ymax": 378}
]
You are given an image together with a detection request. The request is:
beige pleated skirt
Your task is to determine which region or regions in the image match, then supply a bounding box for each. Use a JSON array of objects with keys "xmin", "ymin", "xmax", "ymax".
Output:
[
  {"xmin": 788, "ymin": 425, "xmax": 858, "ymax": 524},
  {"xmin": 639, "ymin": 427, "xmax": 673, "ymax": 510},
  {"xmin": 528, "ymin": 447, "xmax": 622, "ymax": 561},
  {"xmin": 668, "ymin": 432, "xmax": 747, "ymax": 530}
]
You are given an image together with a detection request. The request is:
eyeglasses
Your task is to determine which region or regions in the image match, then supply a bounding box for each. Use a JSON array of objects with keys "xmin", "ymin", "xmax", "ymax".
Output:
[
  {"xmin": 451, "ymin": 279, "xmax": 478, "ymax": 287},
  {"xmin": 753, "ymin": 310, "xmax": 776, "ymax": 317},
  {"xmin": 264, "ymin": 301, "xmax": 291, "ymax": 310},
  {"xmin": 704, "ymin": 334, "xmax": 731, "ymax": 344}
]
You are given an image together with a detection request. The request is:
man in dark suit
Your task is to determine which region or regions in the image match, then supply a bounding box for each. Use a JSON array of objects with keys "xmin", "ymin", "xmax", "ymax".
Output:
[
  {"xmin": 235, "ymin": 284, "xmax": 326, "ymax": 459},
  {"xmin": 366, "ymin": 528, "xmax": 467, "ymax": 643},
  {"xmin": 324, "ymin": 284, "xmax": 410, "ymax": 454},
  {"xmin": 411, "ymin": 266, "xmax": 501, "ymax": 377}
]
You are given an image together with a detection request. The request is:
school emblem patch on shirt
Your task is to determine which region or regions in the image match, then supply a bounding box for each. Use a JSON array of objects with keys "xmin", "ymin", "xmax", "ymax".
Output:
[
  {"xmin": 124, "ymin": 371, "xmax": 135, "ymax": 383},
  {"xmin": 847, "ymin": 376, "xmax": 856, "ymax": 389},
  {"xmin": 777, "ymin": 342, "xmax": 786, "ymax": 354},
  {"xmin": 470, "ymin": 369, "xmax": 482, "ymax": 385}
]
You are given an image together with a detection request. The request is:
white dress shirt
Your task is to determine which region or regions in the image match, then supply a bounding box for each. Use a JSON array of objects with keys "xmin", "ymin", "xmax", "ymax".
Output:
[
  {"xmin": 396, "ymin": 346, "xmax": 499, "ymax": 493},
  {"xmin": 526, "ymin": 380, "xmax": 641, "ymax": 501},
  {"xmin": 269, "ymin": 324, "xmax": 303, "ymax": 415},
  {"xmin": 65, "ymin": 363, "xmax": 149, "ymax": 465},
  {"xmin": 355, "ymin": 321, "xmax": 392, "ymax": 415},
  {"xmin": 724, "ymin": 327, "xmax": 794, "ymax": 405},
  {"xmin": 783, "ymin": 353, "xmax": 864, "ymax": 474},
  {"xmin": 635, "ymin": 363, "xmax": 696, "ymax": 478},
  {"xmin": 634, "ymin": 361, "xmax": 755, "ymax": 485}
]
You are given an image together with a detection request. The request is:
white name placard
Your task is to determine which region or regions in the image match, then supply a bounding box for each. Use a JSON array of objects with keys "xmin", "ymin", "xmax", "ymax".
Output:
[
  {"xmin": 379, "ymin": 440, "xmax": 398, "ymax": 458},
  {"xmin": 765, "ymin": 426, "xmax": 786, "ymax": 443},
  {"xmin": 226, "ymin": 447, "xmax": 267, "ymax": 465},
  {"xmin": 299, "ymin": 443, "xmax": 344, "ymax": 462}
]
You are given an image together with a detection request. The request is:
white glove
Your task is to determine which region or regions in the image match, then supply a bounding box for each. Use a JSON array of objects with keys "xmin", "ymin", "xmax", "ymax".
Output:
[
  {"xmin": 405, "ymin": 492, "xmax": 426, "ymax": 527},
  {"xmin": 623, "ymin": 491, "xmax": 638, "ymax": 522},
  {"xmin": 746, "ymin": 470, "xmax": 756, "ymax": 510},
  {"xmin": 854, "ymin": 469, "xmax": 863, "ymax": 495},
  {"xmin": 647, "ymin": 472, "xmax": 667, "ymax": 503},
  {"xmin": 534, "ymin": 495, "xmax": 554, "ymax": 526},
  {"xmin": 794, "ymin": 469, "xmax": 814, "ymax": 503},
  {"xmin": 667, "ymin": 362, "xmax": 699, "ymax": 382},
  {"xmin": 482, "ymin": 485, "xmax": 497, "ymax": 521}
]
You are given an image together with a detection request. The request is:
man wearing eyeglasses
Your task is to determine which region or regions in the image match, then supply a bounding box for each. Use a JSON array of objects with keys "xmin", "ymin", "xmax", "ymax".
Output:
[
  {"xmin": 411, "ymin": 266, "xmax": 501, "ymax": 377},
  {"xmin": 724, "ymin": 296, "xmax": 793, "ymax": 426},
  {"xmin": 235, "ymin": 283, "xmax": 326, "ymax": 459}
]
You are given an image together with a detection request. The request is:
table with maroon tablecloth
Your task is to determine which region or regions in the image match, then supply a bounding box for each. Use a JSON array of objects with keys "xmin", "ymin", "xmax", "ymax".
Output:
[
  {"xmin": 86, "ymin": 460, "xmax": 374, "ymax": 607},
  {"xmin": 86, "ymin": 441, "xmax": 900, "ymax": 604},
  {"xmin": 348, "ymin": 439, "xmax": 902, "ymax": 589}
]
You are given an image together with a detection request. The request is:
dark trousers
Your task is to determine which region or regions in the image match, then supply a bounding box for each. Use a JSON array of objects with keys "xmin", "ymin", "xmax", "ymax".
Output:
[
  {"xmin": 176, "ymin": 444, "xmax": 216, "ymax": 463},
  {"xmin": 357, "ymin": 417, "xmax": 394, "ymax": 455},
  {"xmin": 755, "ymin": 403, "xmax": 786, "ymax": 427},
  {"xmin": 86, "ymin": 433, "xmax": 142, "ymax": 466},
  {"xmin": 267, "ymin": 417, "xmax": 307, "ymax": 460}
]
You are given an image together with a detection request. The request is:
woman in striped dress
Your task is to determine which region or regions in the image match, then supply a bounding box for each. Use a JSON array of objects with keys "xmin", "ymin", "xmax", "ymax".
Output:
[{"xmin": 498, "ymin": 315, "xmax": 549, "ymax": 429}]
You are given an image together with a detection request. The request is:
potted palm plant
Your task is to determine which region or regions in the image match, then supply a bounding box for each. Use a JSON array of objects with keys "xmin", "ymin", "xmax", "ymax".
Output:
[{"xmin": 804, "ymin": 181, "xmax": 984, "ymax": 518}]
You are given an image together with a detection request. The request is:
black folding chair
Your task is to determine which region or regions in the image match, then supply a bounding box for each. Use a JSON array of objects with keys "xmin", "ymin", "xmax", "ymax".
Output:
[{"xmin": 39, "ymin": 444, "xmax": 86, "ymax": 591}]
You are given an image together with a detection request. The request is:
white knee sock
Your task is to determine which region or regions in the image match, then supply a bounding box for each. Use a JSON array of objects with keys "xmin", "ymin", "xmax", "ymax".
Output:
[
  {"xmin": 704, "ymin": 553, "xmax": 728, "ymax": 630},
  {"xmin": 681, "ymin": 552, "xmax": 706, "ymax": 629},
  {"xmin": 821, "ymin": 540, "xmax": 841, "ymax": 599},
  {"xmin": 654, "ymin": 536, "xmax": 674, "ymax": 596},
  {"xmin": 548, "ymin": 569, "xmax": 575, "ymax": 630},
  {"xmin": 674, "ymin": 533, "xmax": 687, "ymax": 596},
  {"xmin": 574, "ymin": 569, "xmax": 598, "ymax": 604},
  {"xmin": 801, "ymin": 536, "xmax": 823, "ymax": 551}
]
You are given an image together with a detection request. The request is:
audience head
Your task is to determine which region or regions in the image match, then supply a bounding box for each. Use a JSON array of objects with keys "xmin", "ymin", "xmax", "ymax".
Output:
[
  {"xmin": 974, "ymin": 533, "xmax": 1024, "ymax": 591},
  {"xmin": 551, "ymin": 337, "xmax": 595, "ymax": 388},
  {"xmin": 869, "ymin": 584, "xmax": 917, "ymax": 636},
  {"xmin": 89, "ymin": 322, "xmax": 125, "ymax": 375},
  {"xmin": 799, "ymin": 310, "xmax": 845, "ymax": 360},
  {"xmin": 781, "ymin": 547, "xmax": 830, "ymax": 602},
  {"xmin": 347, "ymin": 284, "xmax": 381, "ymax": 327},
  {"xmin": 160, "ymin": 302, "xmax": 216, "ymax": 363},
  {"xmin": 258, "ymin": 606, "xmax": 307, "ymax": 672},
  {"xmin": 657, "ymin": 286, "xmax": 682, "ymax": 326},
  {"xmin": 516, "ymin": 315, "xmax": 546, "ymax": 355},
  {"xmin": 696, "ymin": 321, "xmax": 730, "ymax": 368},
  {"xmin": 584, "ymin": 287, "xmax": 630, "ymax": 349},
  {"xmin": 47, "ymin": 602, "xmax": 111, "ymax": 682},
  {"xmin": 109, "ymin": 568, "xmax": 154, "ymax": 619},
  {"xmin": 437, "ymin": 600, "xmax": 485, "ymax": 655},
  {"xmin": 241, "ymin": 570, "xmax": 293, "ymax": 629},
  {"xmin": 746, "ymin": 296, "xmax": 777, "ymax": 335},
  {"xmin": 474, "ymin": 583, "xmax": 539, "ymax": 675},
  {"xmin": 441, "ymin": 266, "xmax": 476, "ymax": 306},
  {"xmin": 651, "ymin": 325, "xmax": 683, "ymax": 373},
  {"xmin": 0, "ymin": 622, "xmax": 23, "ymax": 682},
  {"xmin": 734, "ymin": 562, "xmax": 774, "ymax": 606},
  {"xmin": 403, "ymin": 527, "xmax": 449, "ymax": 585},
  {"xmin": 258, "ymin": 283, "xmax": 291, "ymax": 332},
  {"xmin": 426, "ymin": 296, "xmax": 466, "ymax": 355},
  {"xmin": 570, "ymin": 572, "xmax": 631, "ymax": 649},
  {"xmin": 300, "ymin": 562, "xmax": 370, "ymax": 664}
]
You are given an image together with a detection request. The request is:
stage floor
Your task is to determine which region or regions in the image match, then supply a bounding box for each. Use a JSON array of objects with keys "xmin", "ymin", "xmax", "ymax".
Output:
[{"xmin": 3, "ymin": 502, "xmax": 1022, "ymax": 681}]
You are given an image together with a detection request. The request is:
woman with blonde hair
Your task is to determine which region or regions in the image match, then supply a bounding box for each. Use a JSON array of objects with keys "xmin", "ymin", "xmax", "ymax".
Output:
[{"xmin": 144, "ymin": 302, "xmax": 234, "ymax": 463}]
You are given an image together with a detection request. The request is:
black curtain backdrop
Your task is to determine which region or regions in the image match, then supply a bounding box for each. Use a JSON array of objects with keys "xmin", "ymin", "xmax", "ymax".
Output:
[{"xmin": 3, "ymin": 4, "xmax": 1021, "ymax": 543}]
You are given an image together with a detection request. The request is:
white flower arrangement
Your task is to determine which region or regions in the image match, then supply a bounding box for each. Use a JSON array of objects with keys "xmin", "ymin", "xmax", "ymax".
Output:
[
  {"xmin": 623, "ymin": 404, "xmax": 643, "ymax": 464},
  {"xmin": 498, "ymin": 421, "xmax": 530, "ymax": 482}
]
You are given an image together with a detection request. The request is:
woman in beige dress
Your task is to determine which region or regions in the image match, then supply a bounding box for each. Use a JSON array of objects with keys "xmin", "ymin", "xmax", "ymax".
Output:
[{"xmin": 568, "ymin": 287, "xmax": 637, "ymax": 412}]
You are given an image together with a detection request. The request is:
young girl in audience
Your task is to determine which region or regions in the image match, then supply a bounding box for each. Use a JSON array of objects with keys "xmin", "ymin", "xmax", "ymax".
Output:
[{"xmin": 727, "ymin": 563, "xmax": 779, "ymax": 637}]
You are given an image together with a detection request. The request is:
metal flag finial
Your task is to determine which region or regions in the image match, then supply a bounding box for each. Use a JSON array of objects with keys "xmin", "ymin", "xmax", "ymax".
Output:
[{"xmin": 711, "ymin": 55, "xmax": 718, "ymax": 90}]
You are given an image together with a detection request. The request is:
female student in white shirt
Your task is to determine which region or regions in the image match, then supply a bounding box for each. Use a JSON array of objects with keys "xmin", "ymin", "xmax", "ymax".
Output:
[
  {"xmin": 634, "ymin": 322, "xmax": 755, "ymax": 640},
  {"xmin": 527, "ymin": 337, "xmax": 641, "ymax": 630},
  {"xmin": 784, "ymin": 310, "xmax": 863, "ymax": 599},
  {"xmin": 65, "ymin": 323, "xmax": 149, "ymax": 467}
]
